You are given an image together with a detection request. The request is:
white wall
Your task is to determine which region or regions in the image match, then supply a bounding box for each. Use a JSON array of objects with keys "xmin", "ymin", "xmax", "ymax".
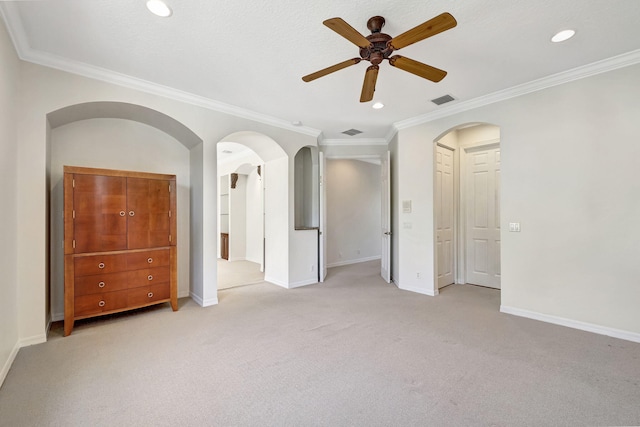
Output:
[
  {"xmin": 229, "ymin": 174, "xmax": 247, "ymax": 261},
  {"xmin": 396, "ymin": 62, "xmax": 640, "ymax": 338},
  {"xmin": 0, "ymin": 16, "xmax": 20, "ymax": 384},
  {"xmin": 245, "ymin": 168, "xmax": 264, "ymax": 264},
  {"xmin": 49, "ymin": 118, "xmax": 192, "ymax": 320},
  {"xmin": 326, "ymin": 159, "xmax": 381, "ymax": 267}
]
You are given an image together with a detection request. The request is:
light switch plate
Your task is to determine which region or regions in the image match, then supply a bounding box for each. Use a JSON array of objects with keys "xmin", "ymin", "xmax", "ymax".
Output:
[{"xmin": 509, "ymin": 222, "xmax": 521, "ymax": 232}]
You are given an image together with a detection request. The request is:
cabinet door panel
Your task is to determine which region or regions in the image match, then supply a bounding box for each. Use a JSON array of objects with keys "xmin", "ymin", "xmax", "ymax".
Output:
[
  {"xmin": 73, "ymin": 174, "xmax": 127, "ymax": 253},
  {"xmin": 127, "ymin": 178, "xmax": 171, "ymax": 249}
]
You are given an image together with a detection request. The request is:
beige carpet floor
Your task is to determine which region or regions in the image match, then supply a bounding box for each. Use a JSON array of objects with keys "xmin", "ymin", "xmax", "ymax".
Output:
[
  {"xmin": 217, "ymin": 259, "xmax": 264, "ymax": 290},
  {"xmin": 1, "ymin": 260, "xmax": 639, "ymax": 426}
]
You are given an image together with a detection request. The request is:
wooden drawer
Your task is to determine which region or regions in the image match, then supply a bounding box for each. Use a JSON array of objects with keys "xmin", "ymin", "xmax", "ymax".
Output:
[
  {"xmin": 74, "ymin": 271, "xmax": 130, "ymax": 296},
  {"xmin": 75, "ymin": 290, "xmax": 129, "ymax": 317},
  {"xmin": 128, "ymin": 283, "xmax": 170, "ymax": 306},
  {"xmin": 75, "ymin": 253, "xmax": 128, "ymax": 276},
  {"xmin": 128, "ymin": 266, "xmax": 170, "ymax": 288},
  {"xmin": 126, "ymin": 249, "xmax": 170, "ymax": 270}
]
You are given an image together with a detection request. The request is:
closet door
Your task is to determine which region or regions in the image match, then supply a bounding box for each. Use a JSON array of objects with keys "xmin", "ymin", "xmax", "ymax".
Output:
[
  {"xmin": 127, "ymin": 178, "xmax": 172, "ymax": 249},
  {"xmin": 73, "ymin": 174, "xmax": 127, "ymax": 253}
]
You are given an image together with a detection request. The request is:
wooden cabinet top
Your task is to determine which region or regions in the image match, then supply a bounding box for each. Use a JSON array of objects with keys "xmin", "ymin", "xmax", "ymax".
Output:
[{"xmin": 64, "ymin": 165, "xmax": 175, "ymax": 181}]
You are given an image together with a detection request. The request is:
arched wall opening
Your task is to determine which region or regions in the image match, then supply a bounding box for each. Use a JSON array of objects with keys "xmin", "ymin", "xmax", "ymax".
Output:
[
  {"xmin": 46, "ymin": 101, "xmax": 203, "ymax": 321},
  {"xmin": 433, "ymin": 122, "xmax": 501, "ymax": 295},
  {"xmin": 216, "ymin": 131, "xmax": 289, "ymax": 289}
]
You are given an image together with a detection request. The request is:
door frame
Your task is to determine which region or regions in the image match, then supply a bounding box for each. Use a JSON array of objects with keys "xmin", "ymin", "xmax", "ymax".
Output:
[{"xmin": 433, "ymin": 136, "xmax": 501, "ymax": 288}]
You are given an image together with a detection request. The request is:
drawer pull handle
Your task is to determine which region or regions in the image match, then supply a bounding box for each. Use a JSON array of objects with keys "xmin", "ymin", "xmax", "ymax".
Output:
[
  {"xmin": 98, "ymin": 300, "xmax": 106, "ymax": 307},
  {"xmin": 147, "ymin": 257, "xmax": 153, "ymax": 264},
  {"xmin": 147, "ymin": 292, "xmax": 154, "ymax": 298},
  {"xmin": 148, "ymin": 275, "xmax": 153, "ymax": 281},
  {"xmin": 119, "ymin": 211, "xmax": 126, "ymax": 217},
  {"xmin": 98, "ymin": 281, "xmax": 105, "ymax": 288},
  {"xmin": 98, "ymin": 262, "xmax": 105, "ymax": 269},
  {"xmin": 129, "ymin": 211, "xmax": 135, "ymax": 217}
]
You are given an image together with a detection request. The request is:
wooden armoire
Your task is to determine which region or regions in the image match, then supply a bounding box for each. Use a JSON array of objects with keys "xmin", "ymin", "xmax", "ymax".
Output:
[{"xmin": 63, "ymin": 166, "xmax": 178, "ymax": 336}]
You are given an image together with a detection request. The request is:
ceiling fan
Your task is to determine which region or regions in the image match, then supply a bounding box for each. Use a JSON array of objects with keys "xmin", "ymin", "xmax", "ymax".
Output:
[{"xmin": 302, "ymin": 13, "xmax": 457, "ymax": 102}]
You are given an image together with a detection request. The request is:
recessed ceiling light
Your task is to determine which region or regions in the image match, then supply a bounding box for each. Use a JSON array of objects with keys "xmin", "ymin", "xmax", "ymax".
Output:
[
  {"xmin": 551, "ymin": 29, "xmax": 575, "ymax": 43},
  {"xmin": 146, "ymin": 0, "xmax": 172, "ymax": 17},
  {"xmin": 372, "ymin": 102, "xmax": 384, "ymax": 109},
  {"xmin": 291, "ymin": 121, "xmax": 303, "ymax": 126}
]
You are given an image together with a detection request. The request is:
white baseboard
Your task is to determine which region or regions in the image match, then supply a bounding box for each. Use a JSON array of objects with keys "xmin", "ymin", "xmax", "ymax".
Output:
[
  {"xmin": 500, "ymin": 305, "xmax": 640, "ymax": 344},
  {"xmin": 0, "ymin": 341, "xmax": 20, "ymax": 388},
  {"xmin": 397, "ymin": 283, "xmax": 438, "ymax": 297},
  {"xmin": 228, "ymin": 257, "xmax": 246, "ymax": 262},
  {"xmin": 288, "ymin": 278, "xmax": 318, "ymax": 289},
  {"xmin": 190, "ymin": 292, "xmax": 218, "ymax": 307},
  {"xmin": 51, "ymin": 311, "xmax": 64, "ymax": 322},
  {"xmin": 264, "ymin": 276, "xmax": 288, "ymax": 289},
  {"xmin": 327, "ymin": 255, "xmax": 381, "ymax": 268},
  {"xmin": 19, "ymin": 333, "xmax": 47, "ymax": 347}
]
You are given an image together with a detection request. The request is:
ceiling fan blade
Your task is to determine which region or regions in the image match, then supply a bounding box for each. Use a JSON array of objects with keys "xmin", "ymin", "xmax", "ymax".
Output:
[
  {"xmin": 360, "ymin": 65, "xmax": 379, "ymax": 103},
  {"xmin": 389, "ymin": 55, "xmax": 447, "ymax": 82},
  {"xmin": 389, "ymin": 12, "xmax": 457, "ymax": 50},
  {"xmin": 323, "ymin": 17, "xmax": 371, "ymax": 48},
  {"xmin": 302, "ymin": 58, "xmax": 362, "ymax": 82}
]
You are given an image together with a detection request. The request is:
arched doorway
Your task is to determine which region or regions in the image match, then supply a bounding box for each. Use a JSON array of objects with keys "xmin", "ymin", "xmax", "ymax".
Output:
[
  {"xmin": 434, "ymin": 123, "xmax": 501, "ymax": 291},
  {"xmin": 215, "ymin": 132, "xmax": 288, "ymax": 291}
]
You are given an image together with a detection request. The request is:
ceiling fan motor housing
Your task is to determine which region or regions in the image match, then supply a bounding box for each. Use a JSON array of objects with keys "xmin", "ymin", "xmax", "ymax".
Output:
[{"xmin": 360, "ymin": 16, "xmax": 394, "ymax": 65}]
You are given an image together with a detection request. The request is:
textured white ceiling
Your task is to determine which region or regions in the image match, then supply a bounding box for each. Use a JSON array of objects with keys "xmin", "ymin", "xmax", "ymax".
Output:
[{"xmin": 2, "ymin": 0, "xmax": 640, "ymax": 141}]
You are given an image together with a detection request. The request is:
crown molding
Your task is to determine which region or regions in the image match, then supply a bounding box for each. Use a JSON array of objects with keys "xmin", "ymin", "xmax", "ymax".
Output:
[
  {"xmin": 320, "ymin": 138, "xmax": 388, "ymax": 146},
  {"xmin": 0, "ymin": 3, "xmax": 321, "ymax": 140},
  {"xmin": 394, "ymin": 48, "xmax": 640, "ymax": 131}
]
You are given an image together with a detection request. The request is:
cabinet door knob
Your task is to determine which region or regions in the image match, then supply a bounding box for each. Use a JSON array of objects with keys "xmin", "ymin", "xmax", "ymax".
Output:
[
  {"xmin": 147, "ymin": 257, "xmax": 153, "ymax": 264},
  {"xmin": 98, "ymin": 300, "xmax": 106, "ymax": 307},
  {"xmin": 119, "ymin": 211, "xmax": 126, "ymax": 217},
  {"xmin": 147, "ymin": 275, "xmax": 153, "ymax": 281},
  {"xmin": 98, "ymin": 262, "xmax": 105, "ymax": 269},
  {"xmin": 129, "ymin": 211, "xmax": 135, "ymax": 216},
  {"xmin": 98, "ymin": 281, "xmax": 105, "ymax": 288},
  {"xmin": 147, "ymin": 292, "xmax": 154, "ymax": 298}
]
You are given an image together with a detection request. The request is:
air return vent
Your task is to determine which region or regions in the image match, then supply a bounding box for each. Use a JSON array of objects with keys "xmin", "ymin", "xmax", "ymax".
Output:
[
  {"xmin": 431, "ymin": 94, "xmax": 456, "ymax": 106},
  {"xmin": 342, "ymin": 128, "xmax": 363, "ymax": 136}
]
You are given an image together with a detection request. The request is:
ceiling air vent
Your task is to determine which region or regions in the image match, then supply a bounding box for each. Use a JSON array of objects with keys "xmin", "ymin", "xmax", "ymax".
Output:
[
  {"xmin": 431, "ymin": 94, "xmax": 456, "ymax": 106},
  {"xmin": 342, "ymin": 128, "xmax": 363, "ymax": 136}
]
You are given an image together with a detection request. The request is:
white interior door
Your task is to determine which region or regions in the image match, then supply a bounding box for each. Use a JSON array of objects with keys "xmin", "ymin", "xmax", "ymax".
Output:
[
  {"xmin": 318, "ymin": 152, "xmax": 327, "ymax": 282},
  {"xmin": 465, "ymin": 145, "xmax": 501, "ymax": 288},
  {"xmin": 436, "ymin": 145, "xmax": 455, "ymax": 288},
  {"xmin": 381, "ymin": 151, "xmax": 391, "ymax": 283}
]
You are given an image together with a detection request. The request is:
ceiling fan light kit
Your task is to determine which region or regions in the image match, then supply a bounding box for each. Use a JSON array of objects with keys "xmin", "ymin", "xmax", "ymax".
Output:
[{"xmin": 302, "ymin": 12, "xmax": 457, "ymax": 103}]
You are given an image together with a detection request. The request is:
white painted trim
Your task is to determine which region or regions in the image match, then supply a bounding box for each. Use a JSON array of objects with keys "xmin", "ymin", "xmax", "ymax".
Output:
[
  {"xmin": 500, "ymin": 305, "xmax": 640, "ymax": 344},
  {"xmin": 288, "ymin": 278, "xmax": 318, "ymax": 289},
  {"xmin": 264, "ymin": 276, "xmax": 288, "ymax": 289},
  {"xmin": 228, "ymin": 257, "xmax": 247, "ymax": 262},
  {"xmin": 0, "ymin": 341, "xmax": 20, "ymax": 387},
  {"xmin": 394, "ymin": 48, "xmax": 640, "ymax": 131},
  {"xmin": 320, "ymin": 138, "xmax": 388, "ymax": 146},
  {"xmin": 178, "ymin": 290, "xmax": 190, "ymax": 298},
  {"xmin": 190, "ymin": 292, "xmax": 218, "ymax": 307},
  {"xmin": 51, "ymin": 312, "xmax": 64, "ymax": 322},
  {"xmin": 397, "ymin": 283, "xmax": 439, "ymax": 297},
  {"xmin": 18, "ymin": 334, "xmax": 47, "ymax": 347},
  {"xmin": 327, "ymin": 255, "xmax": 381, "ymax": 268}
]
